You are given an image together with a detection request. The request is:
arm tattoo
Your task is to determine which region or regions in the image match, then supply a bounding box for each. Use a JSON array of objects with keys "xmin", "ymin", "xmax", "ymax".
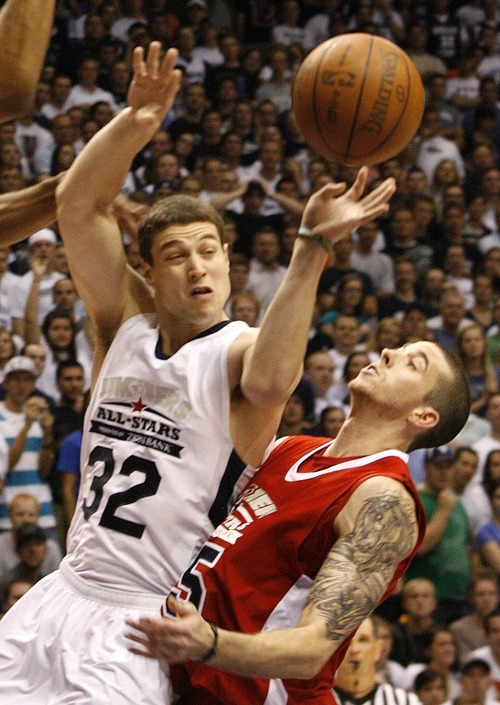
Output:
[{"xmin": 306, "ymin": 491, "xmax": 417, "ymax": 641}]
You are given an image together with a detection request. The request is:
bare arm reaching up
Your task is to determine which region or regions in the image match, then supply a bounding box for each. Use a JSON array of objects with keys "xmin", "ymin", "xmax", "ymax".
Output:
[
  {"xmin": 0, "ymin": 0, "xmax": 56, "ymax": 121},
  {"xmin": 56, "ymin": 44, "xmax": 182, "ymax": 368}
]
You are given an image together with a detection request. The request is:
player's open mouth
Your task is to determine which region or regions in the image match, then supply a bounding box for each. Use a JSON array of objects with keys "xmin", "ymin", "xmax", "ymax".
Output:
[
  {"xmin": 361, "ymin": 364, "xmax": 378, "ymax": 376},
  {"xmin": 190, "ymin": 286, "xmax": 212, "ymax": 297}
]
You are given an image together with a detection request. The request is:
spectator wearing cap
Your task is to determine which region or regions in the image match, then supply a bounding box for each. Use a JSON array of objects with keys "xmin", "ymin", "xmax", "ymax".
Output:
[
  {"xmin": 0, "ymin": 356, "xmax": 56, "ymax": 539},
  {"xmin": 458, "ymin": 656, "xmax": 499, "ymax": 705},
  {"xmin": 225, "ymin": 180, "xmax": 285, "ymax": 258},
  {"xmin": 10, "ymin": 229, "xmax": 64, "ymax": 343},
  {"xmin": 0, "ymin": 492, "xmax": 62, "ymax": 579},
  {"xmin": 184, "ymin": 0, "xmax": 208, "ymax": 33},
  {"xmin": 405, "ymin": 445, "xmax": 472, "ymax": 626},
  {"xmin": 467, "ymin": 612, "xmax": 500, "ymax": 701},
  {"xmin": 0, "ymin": 523, "xmax": 51, "ymax": 612}
]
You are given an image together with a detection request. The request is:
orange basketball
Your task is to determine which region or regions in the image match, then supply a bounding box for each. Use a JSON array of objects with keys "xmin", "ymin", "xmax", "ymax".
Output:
[{"xmin": 292, "ymin": 33, "xmax": 425, "ymax": 166}]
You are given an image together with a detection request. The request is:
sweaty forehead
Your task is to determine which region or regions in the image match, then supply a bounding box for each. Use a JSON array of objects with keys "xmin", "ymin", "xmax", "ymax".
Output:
[{"xmin": 155, "ymin": 222, "xmax": 221, "ymax": 247}]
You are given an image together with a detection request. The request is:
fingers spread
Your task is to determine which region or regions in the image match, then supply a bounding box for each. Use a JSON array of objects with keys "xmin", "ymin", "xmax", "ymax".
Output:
[
  {"xmin": 345, "ymin": 166, "xmax": 368, "ymax": 200},
  {"xmin": 145, "ymin": 41, "xmax": 161, "ymax": 80},
  {"xmin": 133, "ymin": 46, "xmax": 146, "ymax": 78}
]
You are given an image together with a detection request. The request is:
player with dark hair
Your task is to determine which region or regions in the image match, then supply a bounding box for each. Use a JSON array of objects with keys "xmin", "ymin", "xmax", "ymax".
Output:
[
  {"xmin": 126, "ymin": 341, "xmax": 471, "ymax": 704},
  {"xmin": 0, "ymin": 43, "xmax": 397, "ymax": 704}
]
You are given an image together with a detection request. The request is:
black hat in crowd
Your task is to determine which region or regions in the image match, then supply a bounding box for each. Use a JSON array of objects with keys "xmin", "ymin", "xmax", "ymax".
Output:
[{"xmin": 15, "ymin": 523, "xmax": 47, "ymax": 551}]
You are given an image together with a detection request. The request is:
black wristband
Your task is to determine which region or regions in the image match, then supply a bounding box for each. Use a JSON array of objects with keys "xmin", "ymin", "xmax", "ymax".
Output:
[
  {"xmin": 198, "ymin": 623, "xmax": 218, "ymax": 663},
  {"xmin": 296, "ymin": 226, "xmax": 333, "ymax": 252}
]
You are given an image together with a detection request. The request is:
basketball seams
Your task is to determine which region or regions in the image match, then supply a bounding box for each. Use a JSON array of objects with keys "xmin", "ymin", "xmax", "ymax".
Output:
[
  {"xmin": 311, "ymin": 37, "xmax": 342, "ymax": 157},
  {"xmin": 292, "ymin": 33, "xmax": 425, "ymax": 166},
  {"xmin": 345, "ymin": 35, "xmax": 374, "ymax": 164},
  {"xmin": 350, "ymin": 52, "xmax": 418, "ymax": 162}
]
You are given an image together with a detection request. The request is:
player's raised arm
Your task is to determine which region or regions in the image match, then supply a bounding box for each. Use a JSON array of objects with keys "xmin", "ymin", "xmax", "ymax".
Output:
[
  {"xmin": 228, "ymin": 169, "xmax": 396, "ymax": 467},
  {"xmin": 125, "ymin": 476, "xmax": 418, "ymax": 678},
  {"xmin": 56, "ymin": 43, "xmax": 182, "ymax": 345},
  {"xmin": 0, "ymin": 0, "xmax": 56, "ymax": 122}
]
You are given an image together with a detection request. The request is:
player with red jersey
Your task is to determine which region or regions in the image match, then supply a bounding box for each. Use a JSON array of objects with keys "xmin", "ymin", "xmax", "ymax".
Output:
[
  {"xmin": 169, "ymin": 435, "xmax": 426, "ymax": 704},
  {"xmin": 127, "ymin": 340, "xmax": 472, "ymax": 703}
]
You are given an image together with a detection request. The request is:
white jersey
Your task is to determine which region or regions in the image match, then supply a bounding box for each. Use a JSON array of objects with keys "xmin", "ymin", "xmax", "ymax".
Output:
[{"xmin": 65, "ymin": 314, "xmax": 250, "ymax": 596}]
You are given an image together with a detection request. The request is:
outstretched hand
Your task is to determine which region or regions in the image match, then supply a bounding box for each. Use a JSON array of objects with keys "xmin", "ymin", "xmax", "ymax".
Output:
[
  {"xmin": 300, "ymin": 167, "xmax": 396, "ymax": 246},
  {"xmin": 125, "ymin": 596, "xmax": 215, "ymax": 664},
  {"xmin": 127, "ymin": 42, "xmax": 182, "ymax": 129}
]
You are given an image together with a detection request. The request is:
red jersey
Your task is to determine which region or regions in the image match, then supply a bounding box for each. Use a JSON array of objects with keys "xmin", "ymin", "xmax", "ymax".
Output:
[{"xmin": 169, "ymin": 436, "xmax": 426, "ymax": 705}]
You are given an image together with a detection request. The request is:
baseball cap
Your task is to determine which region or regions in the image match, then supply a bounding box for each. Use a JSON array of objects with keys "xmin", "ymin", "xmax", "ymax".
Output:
[
  {"xmin": 425, "ymin": 445, "xmax": 456, "ymax": 465},
  {"xmin": 245, "ymin": 180, "xmax": 266, "ymax": 198},
  {"xmin": 15, "ymin": 523, "xmax": 47, "ymax": 551},
  {"xmin": 461, "ymin": 657, "xmax": 491, "ymax": 675},
  {"xmin": 187, "ymin": 0, "xmax": 207, "ymax": 7},
  {"xmin": 3, "ymin": 355, "xmax": 37, "ymax": 380},
  {"xmin": 27, "ymin": 228, "xmax": 57, "ymax": 248}
]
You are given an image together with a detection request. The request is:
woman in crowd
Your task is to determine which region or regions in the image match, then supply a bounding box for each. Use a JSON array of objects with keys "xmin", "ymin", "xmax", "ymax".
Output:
[
  {"xmin": 476, "ymin": 482, "xmax": 500, "ymax": 572},
  {"xmin": 403, "ymin": 628, "xmax": 461, "ymax": 701},
  {"xmin": 453, "ymin": 322, "xmax": 499, "ymax": 416},
  {"xmin": 50, "ymin": 144, "xmax": 77, "ymax": 176},
  {"xmin": 366, "ymin": 317, "xmax": 403, "ymax": 357},
  {"xmin": 430, "ymin": 159, "xmax": 463, "ymax": 211},
  {"xmin": 321, "ymin": 272, "xmax": 377, "ymax": 342},
  {"xmin": 0, "ymin": 328, "xmax": 16, "ymax": 378},
  {"xmin": 312, "ymin": 405, "xmax": 346, "ymax": 439},
  {"xmin": 36, "ymin": 310, "xmax": 79, "ymax": 399}
]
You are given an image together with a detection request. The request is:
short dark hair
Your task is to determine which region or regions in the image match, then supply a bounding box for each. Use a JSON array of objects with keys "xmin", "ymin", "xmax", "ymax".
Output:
[
  {"xmin": 408, "ymin": 346, "xmax": 471, "ymax": 452},
  {"xmin": 138, "ymin": 195, "xmax": 225, "ymax": 264},
  {"xmin": 56, "ymin": 359, "xmax": 83, "ymax": 381},
  {"xmin": 483, "ymin": 448, "xmax": 500, "ymax": 497},
  {"xmin": 414, "ymin": 668, "xmax": 446, "ymax": 694}
]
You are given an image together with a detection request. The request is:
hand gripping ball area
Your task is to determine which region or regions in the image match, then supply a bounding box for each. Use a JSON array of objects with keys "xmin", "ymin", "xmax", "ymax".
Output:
[{"xmin": 292, "ymin": 33, "xmax": 425, "ymax": 166}]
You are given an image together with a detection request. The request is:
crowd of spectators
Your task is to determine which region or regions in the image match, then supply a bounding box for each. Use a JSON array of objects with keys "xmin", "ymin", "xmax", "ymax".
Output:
[{"xmin": 0, "ymin": 0, "xmax": 499, "ymax": 698}]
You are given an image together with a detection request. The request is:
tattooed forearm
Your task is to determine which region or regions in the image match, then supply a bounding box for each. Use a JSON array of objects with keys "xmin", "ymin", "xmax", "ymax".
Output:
[{"xmin": 306, "ymin": 491, "xmax": 417, "ymax": 641}]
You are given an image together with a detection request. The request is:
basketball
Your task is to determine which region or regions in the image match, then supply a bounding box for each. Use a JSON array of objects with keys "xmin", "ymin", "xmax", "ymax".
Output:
[{"xmin": 292, "ymin": 33, "xmax": 425, "ymax": 167}]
